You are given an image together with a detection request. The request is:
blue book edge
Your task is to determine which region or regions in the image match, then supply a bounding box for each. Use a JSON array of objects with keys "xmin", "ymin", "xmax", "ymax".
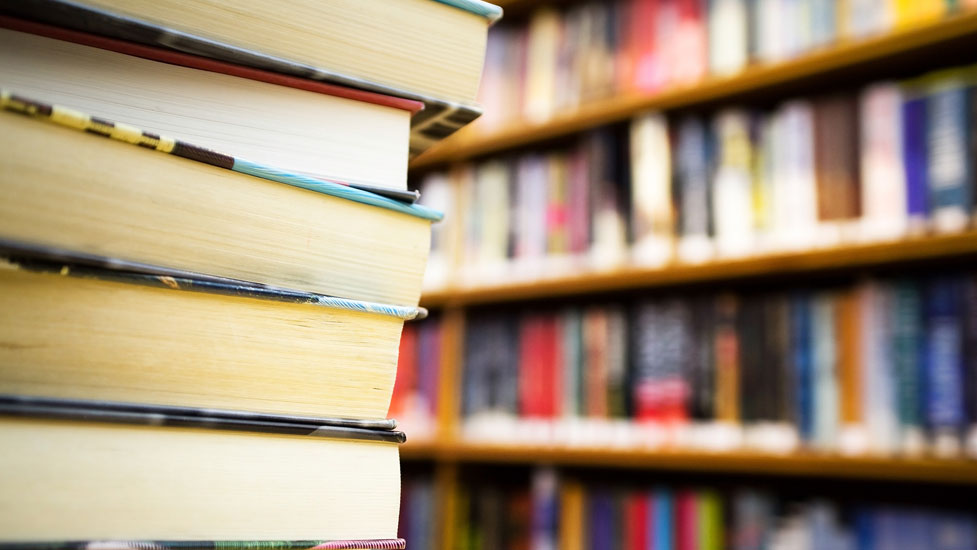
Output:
[{"xmin": 431, "ymin": 0, "xmax": 504, "ymax": 23}]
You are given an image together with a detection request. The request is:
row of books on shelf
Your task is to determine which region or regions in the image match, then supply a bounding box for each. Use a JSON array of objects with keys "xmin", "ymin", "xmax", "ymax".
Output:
[
  {"xmin": 477, "ymin": 0, "xmax": 977, "ymax": 129},
  {"xmin": 397, "ymin": 272, "xmax": 977, "ymax": 458},
  {"xmin": 401, "ymin": 468, "xmax": 976, "ymax": 550},
  {"xmin": 389, "ymin": 317, "xmax": 444, "ymax": 439},
  {"xmin": 419, "ymin": 63, "xmax": 977, "ymax": 289}
]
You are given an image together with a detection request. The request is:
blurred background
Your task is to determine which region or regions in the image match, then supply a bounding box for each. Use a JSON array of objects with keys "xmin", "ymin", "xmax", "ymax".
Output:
[{"xmin": 394, "ymin": 0, "xmax": 977, "ymax": 548}]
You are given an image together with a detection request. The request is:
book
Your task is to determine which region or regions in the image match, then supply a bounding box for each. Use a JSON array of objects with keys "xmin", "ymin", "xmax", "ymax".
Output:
[
  {"xmin": 0, "ymin": 21, "xmax": 420, "ymax": 196},
  {"xmin": 924, "ymin": 67, "xmax": 976, "ymax": 233},
  {"xmin": 675, "ymin": 117, "xmax": 714, "ymax": 263},
  {"xmin": 1, "ymin": 0, "xmax": 502, "ymax": 156},
  {"xmin": 630, "ymin": 112, "xmax": 674, "ymax": 266},
  {"xmin": 0, "ymin": 97, "xmax": 438, "ymax": 306},
  {"xmin": 0, "ymin": 398, "xmax": 403, "ymax": 542},
  {"xmin": 859, "ymin": 83, "xmax": 908, "ymax": 240},
  {"xmin": 0, "ymin": 249, "xmax": 423, "ymax": 420}
]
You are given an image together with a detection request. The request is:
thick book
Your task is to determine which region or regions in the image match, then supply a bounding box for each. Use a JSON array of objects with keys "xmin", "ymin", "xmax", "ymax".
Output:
[
  {"xmin": 0, "ymin": 397, "xmax": 403, "ymax": 542},
  {"xmin": 0, "ymin": 0, "xmax": 502, "ymax": 156},
  {"xmin": 0, "ymin": 95, "xmax": 438, "ymax": 306},
  {"xmin": 0, "ymin": 19, "xmax": 420, "ymax": 196},
  {"xmin": 1, "ymin": 542, "xmax": 406, "ymax": 550},
  {"xmin": 0, "ymin": 246, "xmax": 424, "ymax": 420}
]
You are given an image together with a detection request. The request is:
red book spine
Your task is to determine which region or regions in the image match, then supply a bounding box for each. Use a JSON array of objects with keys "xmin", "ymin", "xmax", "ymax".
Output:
[
  {"xmin": 632, "ymin": 0, "xmax": 662, "ymax": 92},
  {"xmin": 389, "ymin": 325, "xmax": 416, "ymax": 418},
  {"xmin": 676, "ymin": 490, "xmax": 698, "ymax": 550},
  {"xmin": 628, "ymin": 492, "xmax": 649, "ymax": 550}
]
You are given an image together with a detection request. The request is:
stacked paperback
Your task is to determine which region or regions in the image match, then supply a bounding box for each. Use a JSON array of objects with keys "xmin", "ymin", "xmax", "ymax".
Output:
[{"xmin": 0, "ymin": 0, "xmax": 499, "ymax": 547}]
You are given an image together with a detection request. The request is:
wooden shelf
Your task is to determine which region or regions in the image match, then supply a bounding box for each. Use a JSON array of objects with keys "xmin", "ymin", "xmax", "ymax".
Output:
[
  {"xmin": 409, "ymin": 10, "xmax": 977, "ymax": 170},
  {"xmin": 420, "ymin": 231, "xmax": 977, "ymax": 307},
  {"xmin": 401, "ymin": 441, "xmax": 977, "ymax": 485}
]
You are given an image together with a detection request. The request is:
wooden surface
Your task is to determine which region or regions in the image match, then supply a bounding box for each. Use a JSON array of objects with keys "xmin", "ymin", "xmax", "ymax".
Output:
[
  {"xmin": 420, "ymin": 231, "xmax": 977, "ymax": 307},
  {"xmin": 410, "ymin": 10, "xmax": 977, "ymax": 170},
  {"xmin": 401, "ymin": 442, "xmax": 977, "ymax": 484}
]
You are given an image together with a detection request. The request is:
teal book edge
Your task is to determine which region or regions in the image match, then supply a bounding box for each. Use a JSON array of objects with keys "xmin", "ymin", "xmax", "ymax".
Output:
[
  {"xmin": 0, "ymin": 91, "xmax": 443, "ymax": 222},
  {"xmin": 432, "ymin": 0, "xmax": 504, "ymax": 23}
]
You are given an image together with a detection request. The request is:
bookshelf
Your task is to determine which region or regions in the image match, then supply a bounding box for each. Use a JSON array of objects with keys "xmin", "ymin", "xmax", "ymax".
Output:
[
  {"xmin": 421, "ymin": 230, "xmax": 977, "ymax": 307},
  {"xmin": 410, "ymin": 8, "xmax": 977, "ymax": 170},
  {"xmin": 401, "ymin": 442, "xmax": 977, "ymax": 485},
  {"xmin": 401, "ymin": 3, "xmax": 977, "ymax": 548}
]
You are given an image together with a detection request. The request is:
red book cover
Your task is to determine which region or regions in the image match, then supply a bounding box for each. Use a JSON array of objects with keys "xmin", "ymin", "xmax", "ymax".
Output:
[
  {"xmin": 673, "ymin": 0, "xmax": 707, "ymax": 85},
  {"xmin": 390, "ymin": 325, "xmax": 417, "ymax": 419},
  {"xmin": 550, "ymin": 314, "xmax": 565, "ymax": 419},
  {"xmin": 519, "ymin": 315, "xmax": 544, "ymax": 418},
  {"xmin": 676, "ymin": 490, "xmax": 699, "ymax": 550},
  {"xmin": 632, "ymin": 0, "xmax": 663, "ymax": 92},
  {"xmin": 627, "ymin": 492, "xmax": 649, "ymax": 550},
  {"xmin": 0, "ymin": 15, "xmax": 424, "ymax": 114}
]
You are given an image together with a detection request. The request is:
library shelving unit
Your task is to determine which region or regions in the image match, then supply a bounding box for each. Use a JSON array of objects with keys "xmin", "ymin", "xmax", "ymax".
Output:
[{"xmin": 403, "ymin": 4, "xmax": 977, "ymax": 549}]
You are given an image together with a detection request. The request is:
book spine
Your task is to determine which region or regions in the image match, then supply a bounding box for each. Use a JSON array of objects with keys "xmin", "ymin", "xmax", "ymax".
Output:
[{"xmin": 925, "ymin": 76, "xmax": 975, "ymax": 233}]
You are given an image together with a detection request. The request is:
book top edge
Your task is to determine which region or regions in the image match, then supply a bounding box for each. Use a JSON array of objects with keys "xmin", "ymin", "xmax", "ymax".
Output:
[
  {"xmin": 0, "ymin": 16, "xmax": 425, "ymax": 115},
  {"xmin": 0, "ymin": 240, "xmax": 429, "ymax": 322},
  {"xmin": 431, "ymin": 0, "xmax": 503, "ymax": 23},
  {"xmin": 0, "ymin": 395, "xmax": 407, "ymax": 444}
]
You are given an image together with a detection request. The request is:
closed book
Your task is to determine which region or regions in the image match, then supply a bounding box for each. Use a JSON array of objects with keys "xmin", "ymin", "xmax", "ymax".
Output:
[
  {"xmin": 630, "ymin": 112, "xmax": 674, "ymax": 266},
  {"xmin": 0, "ymin": 99, "xmax": 438, "ymax": 307},
  {"xmin": 859, "ymin": 83, "xmax": 908, "ymax": 240},
  {"xmin": 924, "ymin": 68, "xmax": 976, "ymax": 233},
  {"xmin": 1, "ymin": 0, "xmax": 501, "ymax": 155},
  {"xmin": 0, "ymin": 249, "xmax": 421, "ymax": 420},
  {"xmin": 901, "ymin": 83, "xmax": 930, "ymax": 230},
  {"xmin": 924, "ymin": 277, "xmax": 966, "ymax": 456},
  {"xmin": 813, "ymin": 94, "xmax": 861, "ymax": 234},
  {"xmin": 675, "ymin": 117, "xmax": 715, "ymax": 263},
  {"xmin": 0, "ymin": 21, "xmax": 418, "ymax": 194},
  {"xmin": 0, "ymin": 398, "xmax": 404, "ymax": 542},
  {"xmin": 964, "ymin": 276, "xmax": 977, "ymax": 456},
  {"xmin": 708, "ymin": 0, "xmax": 748, "ymax": 76},
  {"xmin": 712, "ymin": 109, "xmax": 755, "ymax": 257},
  {"xmin": 891, "ymin": 281, "xmax": 926, "ymax": 454}
]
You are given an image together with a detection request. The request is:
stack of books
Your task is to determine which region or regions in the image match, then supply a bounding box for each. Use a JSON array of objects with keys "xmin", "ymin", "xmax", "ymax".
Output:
[{"xmin": 0, "ymin": 0, "xmax": 498, "ymax": 547}]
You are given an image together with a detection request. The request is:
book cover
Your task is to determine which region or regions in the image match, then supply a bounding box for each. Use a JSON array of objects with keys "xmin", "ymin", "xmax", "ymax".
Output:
[
  {"xmin": 925, "ymin": 70, "xmax": 976, "ymax": 233},
  {"xmin": 924, "ymin": 277, "xmax": 966, "ymax": 456},
  {"xmin": 901, "ymin": 87, "xmax": 930, "ymax": 228}
]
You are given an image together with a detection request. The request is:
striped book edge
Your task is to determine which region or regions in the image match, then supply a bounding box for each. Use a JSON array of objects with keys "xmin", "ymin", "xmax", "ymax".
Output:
[
  {"xmin": 0, "ymin": 239, "xmax": 428, "ymax": 321},
  {"xmin": 0, "ymin": 91, "xmax": 442, "ymax": 222},
  {"xmin": 0, "ymin": 395, "xmax": 407, "ymax": 444}
]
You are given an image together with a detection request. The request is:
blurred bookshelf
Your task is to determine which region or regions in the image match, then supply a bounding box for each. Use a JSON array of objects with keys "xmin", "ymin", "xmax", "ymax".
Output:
[{"xmin": 397, "ymin": 0, "xmax": 977, "ymax": 548}]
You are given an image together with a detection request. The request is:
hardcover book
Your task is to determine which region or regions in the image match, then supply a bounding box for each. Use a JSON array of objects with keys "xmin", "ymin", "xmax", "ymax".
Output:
[
  {"xmin": 0, "ymin": 245, "xmax": 423, "ymax": 420},
  {"xmin": 0, "ymin": 96, "xmax": 438, "ymax": 306},
  {"xmin": 0, "ymin": 20, "xmax": 420, "ymax": 196},
  {"xmin": 0, "ymin": 0, "xmax": 502, "ymax": 156},
  {"xmin": 0, "ymin": 397, "xmax": 404, "ymax": 542}
]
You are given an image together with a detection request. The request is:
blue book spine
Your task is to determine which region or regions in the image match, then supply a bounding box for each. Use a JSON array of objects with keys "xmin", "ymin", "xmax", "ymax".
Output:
[
  {"xmin": 924, "ymin": 278, "xmax": 965, "ymax": 434},
  {"xmin": 653, "ymin": 488, "xmax": 674, "ymax": 550},
  {"xmin": 791, "ymin": 294, "xmax": 814, "ymax": 443},
  {"xmin": 925, "ymin": 83, "xmax": 975, "ymax": 217},
  {"xmin": 589, "ymin": 490, "xmax": 614, "ymax": 550},
  {"xmin": 902, "ymin": 95, "xmax": 929, "ymax": 218},
  {"xmin": 855, "ymin": 508, "xmax": 876, "ymax": 550}
]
